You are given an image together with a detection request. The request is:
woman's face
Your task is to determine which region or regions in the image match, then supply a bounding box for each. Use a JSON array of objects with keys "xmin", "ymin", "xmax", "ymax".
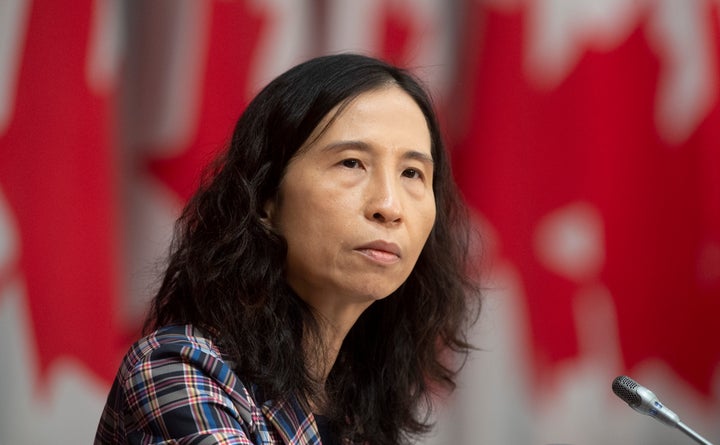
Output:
[{"xmin": 265, "ymin": 85, "xmax": 436, "ymax": 316}]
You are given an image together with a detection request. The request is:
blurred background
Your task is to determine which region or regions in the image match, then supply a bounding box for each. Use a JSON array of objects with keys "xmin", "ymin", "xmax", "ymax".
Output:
[{"xmin": 1, "ymin": 0, "xmax": 719, "ymax": 444}]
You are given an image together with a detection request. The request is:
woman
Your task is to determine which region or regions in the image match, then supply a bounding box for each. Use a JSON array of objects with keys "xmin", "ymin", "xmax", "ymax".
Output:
[{"xmin": 95, "ymin": 53, "xmax": 481, "ymax": 445}]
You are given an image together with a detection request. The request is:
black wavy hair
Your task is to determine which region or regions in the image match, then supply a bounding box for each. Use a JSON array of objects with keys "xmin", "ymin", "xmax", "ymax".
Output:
[{"xmin": 145, "ymin": 53, "xmax": 481, "ymax": 445}]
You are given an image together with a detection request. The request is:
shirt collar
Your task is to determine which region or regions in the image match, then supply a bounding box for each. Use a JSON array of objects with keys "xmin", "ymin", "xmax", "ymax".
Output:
[{"xmin": 261, "ymin": 395, "xmax": 321, "ymax": 445}]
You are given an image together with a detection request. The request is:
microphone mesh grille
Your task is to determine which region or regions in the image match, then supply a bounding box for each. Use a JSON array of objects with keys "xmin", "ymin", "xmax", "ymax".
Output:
[{"xmin": 612, "ymin": 375, "xmax": 641, "ymax": 406}]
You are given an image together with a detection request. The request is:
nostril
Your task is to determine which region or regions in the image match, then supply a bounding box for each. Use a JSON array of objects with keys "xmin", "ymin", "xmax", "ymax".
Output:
[{"xmin": 373, "ymin": 212, "xmax": 384, "ymax": 221}]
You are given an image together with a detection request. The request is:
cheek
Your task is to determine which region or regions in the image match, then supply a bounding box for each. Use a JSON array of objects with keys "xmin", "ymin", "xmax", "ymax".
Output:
[
  {"xmin": 416, "ymin": 206, "xmax": 437, "ymax": 254},
  {"xmin": 277, "ymin": 186, "xmax": 350, "ymax": 255},
  {"xmin": 418, "ymin": 200, "xmax": 437, "ymax": 240},
  {"xmin": 402, "ymin": 202, "xmax": 436, "ymax": 267}
]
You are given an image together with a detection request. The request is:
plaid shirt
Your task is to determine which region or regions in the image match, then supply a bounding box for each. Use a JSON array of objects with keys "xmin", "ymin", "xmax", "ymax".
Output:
[{"xmin": 95, "ymin": 325, "xmax": 322, "ymax": 445}]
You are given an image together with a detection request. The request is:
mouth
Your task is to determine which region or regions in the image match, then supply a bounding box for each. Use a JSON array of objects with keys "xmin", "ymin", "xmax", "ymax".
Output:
[{"xmin": 354, "ymin": 240, "xmax": 402, "ymax": 264}]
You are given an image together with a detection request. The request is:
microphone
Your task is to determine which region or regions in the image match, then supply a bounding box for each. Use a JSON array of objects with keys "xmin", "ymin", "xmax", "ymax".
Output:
[{"xmin": 612, "ymin": 375, "xmax": 714, "ymax": 445}]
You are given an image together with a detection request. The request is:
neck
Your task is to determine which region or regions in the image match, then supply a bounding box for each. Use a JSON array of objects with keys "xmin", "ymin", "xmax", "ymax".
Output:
[
  {"xmin": 307, "ymin": 312, "xmax": 353, "ymax": 382},
  {"xmin": 303, "ymin": 300, "xmax": 372, "ymax": 404}
]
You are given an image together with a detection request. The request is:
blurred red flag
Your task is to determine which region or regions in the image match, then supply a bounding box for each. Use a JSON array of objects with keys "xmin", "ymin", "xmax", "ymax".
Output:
[
  {"xmin": 0, "ymin": 0, "xmax": 123, "ymax": 384},
  {"xmin": 452, "ymin": 1, "xmax": 720, "ymax": 397}
]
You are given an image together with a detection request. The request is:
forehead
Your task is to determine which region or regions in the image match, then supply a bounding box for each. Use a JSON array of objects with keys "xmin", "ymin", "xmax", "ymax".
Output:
[{"xmin": 300, "ymin": 86, "xmax": 433, "ymax": 157}]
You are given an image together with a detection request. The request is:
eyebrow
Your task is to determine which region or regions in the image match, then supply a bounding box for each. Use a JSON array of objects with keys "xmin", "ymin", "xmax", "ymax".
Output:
[{"xmin": 321, "ymin": 140, "xmax": 435, "ymax": 166}]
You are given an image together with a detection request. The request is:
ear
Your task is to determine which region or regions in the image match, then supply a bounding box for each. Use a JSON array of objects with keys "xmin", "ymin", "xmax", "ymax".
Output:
[{"xmin": 260, "ymin": 197, "xmax": 276, "ymax": 228}]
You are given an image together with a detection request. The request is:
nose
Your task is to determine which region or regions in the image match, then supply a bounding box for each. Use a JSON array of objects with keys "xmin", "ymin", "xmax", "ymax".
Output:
[{"xmin": 365, "ymin": 172, "xmax": 403, "ymax": 225}]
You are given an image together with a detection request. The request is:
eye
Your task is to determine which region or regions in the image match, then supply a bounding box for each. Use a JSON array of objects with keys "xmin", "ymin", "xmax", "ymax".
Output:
[
  {"xmin": 402, "ymin": 168, "xmax": 423, "ymax": 180},
  {"xmin": 341, "ymin": 158, "xmax": 362, "ymax": 169}
]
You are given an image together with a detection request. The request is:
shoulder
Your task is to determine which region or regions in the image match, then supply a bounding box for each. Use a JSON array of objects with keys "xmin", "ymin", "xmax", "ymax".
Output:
[
  {"xmin": 122, "ymin": 326, "xmax": 256, "ymax": 422},
  {"xmin": 97, "ymin": 324, "xmax": 265, "ymax": 443},
  {"xmin": 97, "ymin": 324, "xmax": 320, "ymax": 444},
  {"xmin": 120, "ymin": 324, "xmax": 251, "ymax": 403},
  {"xmin": 122, "ymin": 324, "xmax": 222, "ymax": 367}
]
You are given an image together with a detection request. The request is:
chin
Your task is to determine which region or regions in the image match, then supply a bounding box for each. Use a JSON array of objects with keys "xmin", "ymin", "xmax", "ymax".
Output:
[{"xmin": 356, "ymin": 285, "xmax": 402, "ymax": 302}]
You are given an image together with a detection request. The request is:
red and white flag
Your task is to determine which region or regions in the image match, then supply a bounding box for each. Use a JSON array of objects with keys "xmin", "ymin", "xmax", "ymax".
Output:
[
  {"xmin": 0, "ymin": 1, "xmax": 125, "ymax": 442},
  {"xmin": 439, "ymin": 1, "xmax": 720, "ymax": 444}
]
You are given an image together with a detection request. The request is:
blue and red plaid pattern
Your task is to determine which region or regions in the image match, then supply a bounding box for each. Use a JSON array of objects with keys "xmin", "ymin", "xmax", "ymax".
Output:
[{"xmin": 94, "ymin": 325, "xmax": 322, "ymax": 444}]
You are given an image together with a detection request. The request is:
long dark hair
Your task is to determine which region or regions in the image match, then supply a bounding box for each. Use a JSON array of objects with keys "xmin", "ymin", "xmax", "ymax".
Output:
[{"xmin": 145, "ymin": 53, "xmax": 481, "ymax": 445}]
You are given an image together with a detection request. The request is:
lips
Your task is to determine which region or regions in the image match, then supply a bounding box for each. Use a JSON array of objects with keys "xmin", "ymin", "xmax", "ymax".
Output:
[{"xmin": 355, "ymin": 240, "xmax": 401, "ymax": 264}]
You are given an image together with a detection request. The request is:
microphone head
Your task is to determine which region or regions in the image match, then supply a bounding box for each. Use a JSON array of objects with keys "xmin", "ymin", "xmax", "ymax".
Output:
[
  {"xmin": 612, "ymin": 375, "xmax": 641, "ymax": 407},
  {"xmin": 611, "ymin": 375, "xmax": 680, "ymax": 427}
]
